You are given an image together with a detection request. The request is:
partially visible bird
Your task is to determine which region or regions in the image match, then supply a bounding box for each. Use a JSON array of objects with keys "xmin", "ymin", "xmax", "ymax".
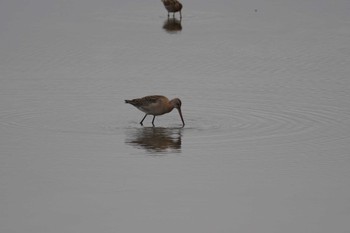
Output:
[
  {"xmin": 161, "ymin": 0, "xmax": 183, "ymax": 18},
  {"xmin": 125, "ymin": 95, "xmax": 185, "ymax": 127}
]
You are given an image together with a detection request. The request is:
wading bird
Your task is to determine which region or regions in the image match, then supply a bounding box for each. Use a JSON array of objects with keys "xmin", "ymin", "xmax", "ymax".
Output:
[
  {"xmin": 161, "ymin": 0, "xmax": 183, "ymax": 18},
  {"xmin": 125, "ymin": 95, "xmax": 185, "ymax": 127}
]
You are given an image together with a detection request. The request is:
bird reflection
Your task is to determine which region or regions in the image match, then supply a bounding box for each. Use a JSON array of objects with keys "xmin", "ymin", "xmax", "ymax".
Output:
[
  {"xmin": 163, "ymin": 18, "xmax": 182, "ymax": 33},
  {"xmin": 125, "ymin": 127, "xmax": 182, "ymax": 154}
]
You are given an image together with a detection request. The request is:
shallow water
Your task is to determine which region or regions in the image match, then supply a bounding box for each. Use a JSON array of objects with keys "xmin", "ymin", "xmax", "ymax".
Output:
[{"xmin": 1, "ymin": 0, "xmax": 350, "ymax": 232}]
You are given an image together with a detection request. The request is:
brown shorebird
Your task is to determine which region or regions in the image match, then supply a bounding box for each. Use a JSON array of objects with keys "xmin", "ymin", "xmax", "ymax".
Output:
[
  {"xmin": 161, "ymin": 0, "xmax": 183, "ymax": 18},
  {"xmin": 125, "ymin": 95, "xmax": 185, "ymax": 127}
]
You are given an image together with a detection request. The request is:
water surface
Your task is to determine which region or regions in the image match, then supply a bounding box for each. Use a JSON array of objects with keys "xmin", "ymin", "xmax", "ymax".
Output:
[{"xmin": 1, "ymin": 0, "xmax": 350, "ymax": 232}]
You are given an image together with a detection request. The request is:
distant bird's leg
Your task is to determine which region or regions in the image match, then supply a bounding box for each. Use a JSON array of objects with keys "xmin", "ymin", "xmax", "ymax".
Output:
[
  {"xmin": 151, "ymin": 115, "xmax": 156, "ymax": 126},
  {"xmin": 140, "ymin": 114, "xmax": 148, "ymax": 126},
  {"xmin": 167, "ymin": 12, "xmax": 170, "ymax": 18},
  {"xmin": 173, "ymin": 12, "xmax": 175, "ymax": 18},
  {"xmin": 180, "ymin": 11, "xmax": 182, "ymax": 18}
]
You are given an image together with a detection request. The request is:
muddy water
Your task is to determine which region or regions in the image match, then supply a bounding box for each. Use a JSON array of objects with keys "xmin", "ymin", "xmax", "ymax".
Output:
[{"xmin": 1, "ymin": 0, "xmax": 350, "ymax": 232}]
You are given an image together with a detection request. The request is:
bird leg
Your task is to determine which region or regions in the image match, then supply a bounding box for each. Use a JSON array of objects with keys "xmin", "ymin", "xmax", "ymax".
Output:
[
  {"xmin": 140, "ymin": 114, "xmax": 148, "ymax": 126},
  {"xmin": 152, "ymin": 115, "xmax": 156, "ymax": 126}
]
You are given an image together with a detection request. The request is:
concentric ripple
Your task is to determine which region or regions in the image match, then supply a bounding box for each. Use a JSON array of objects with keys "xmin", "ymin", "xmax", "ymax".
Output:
[
  {"xmin": 183, "ymin": 101, "xmax": 349, "ymax": 147},
  {"xmin": 0, "ymin": 109, "xmax": 121, "ymax": 136},
  {"xmin": 1, "ymin": 100, "xmax": 348, "ymax": 149}
]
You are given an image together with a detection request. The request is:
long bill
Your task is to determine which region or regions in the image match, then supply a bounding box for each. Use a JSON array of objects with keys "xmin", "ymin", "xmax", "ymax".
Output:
[{"xmin": 177, "ymin": 107, "xmax": 185, "ymax": 127}]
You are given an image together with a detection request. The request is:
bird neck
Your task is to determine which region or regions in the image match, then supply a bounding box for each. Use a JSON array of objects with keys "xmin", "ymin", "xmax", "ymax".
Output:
[{"xmin": 165, "ymin": 103, "xmax": 175, "ymax": 113}]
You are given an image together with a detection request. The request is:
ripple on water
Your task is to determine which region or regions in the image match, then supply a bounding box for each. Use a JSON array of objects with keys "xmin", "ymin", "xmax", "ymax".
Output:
[
  {"xmin": 0, "ymin": 101, "xmax": 348, "ymax": 148},
  {"xmin": 183, "ymin": 101, "xmax": 349, "ymax": 147},
  {"xmin": 0, "ymin": 109, "xmax": 122, "ymax": 136}
]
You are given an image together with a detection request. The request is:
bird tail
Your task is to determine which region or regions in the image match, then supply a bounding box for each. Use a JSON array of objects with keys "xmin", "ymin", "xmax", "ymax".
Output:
[{"xmin": 125, "ymin": 99, "xmax": 141, "ymax": 107}]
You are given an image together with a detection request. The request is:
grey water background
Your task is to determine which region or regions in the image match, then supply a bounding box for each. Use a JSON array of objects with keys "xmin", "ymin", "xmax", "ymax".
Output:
[{"xmin": 1, "ymin": 0, "xmax": 350, "ymax": 232}]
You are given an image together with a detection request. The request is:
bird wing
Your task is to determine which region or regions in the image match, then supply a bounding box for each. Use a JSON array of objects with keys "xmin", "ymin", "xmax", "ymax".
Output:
[
  {"xmin": 135, "ymin": 96, "xmax": 165, "ymax": 114},
  {"xmin": 126, "ymin": 95, "xmax": 164, "ymax": 108},
  {"xmin": 162, "ymin": 0, "xmax": 178, "ymax": 6},
  {"xmin": 143, "ymin": 95, "xmax": 164, "ymax": 104}
]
